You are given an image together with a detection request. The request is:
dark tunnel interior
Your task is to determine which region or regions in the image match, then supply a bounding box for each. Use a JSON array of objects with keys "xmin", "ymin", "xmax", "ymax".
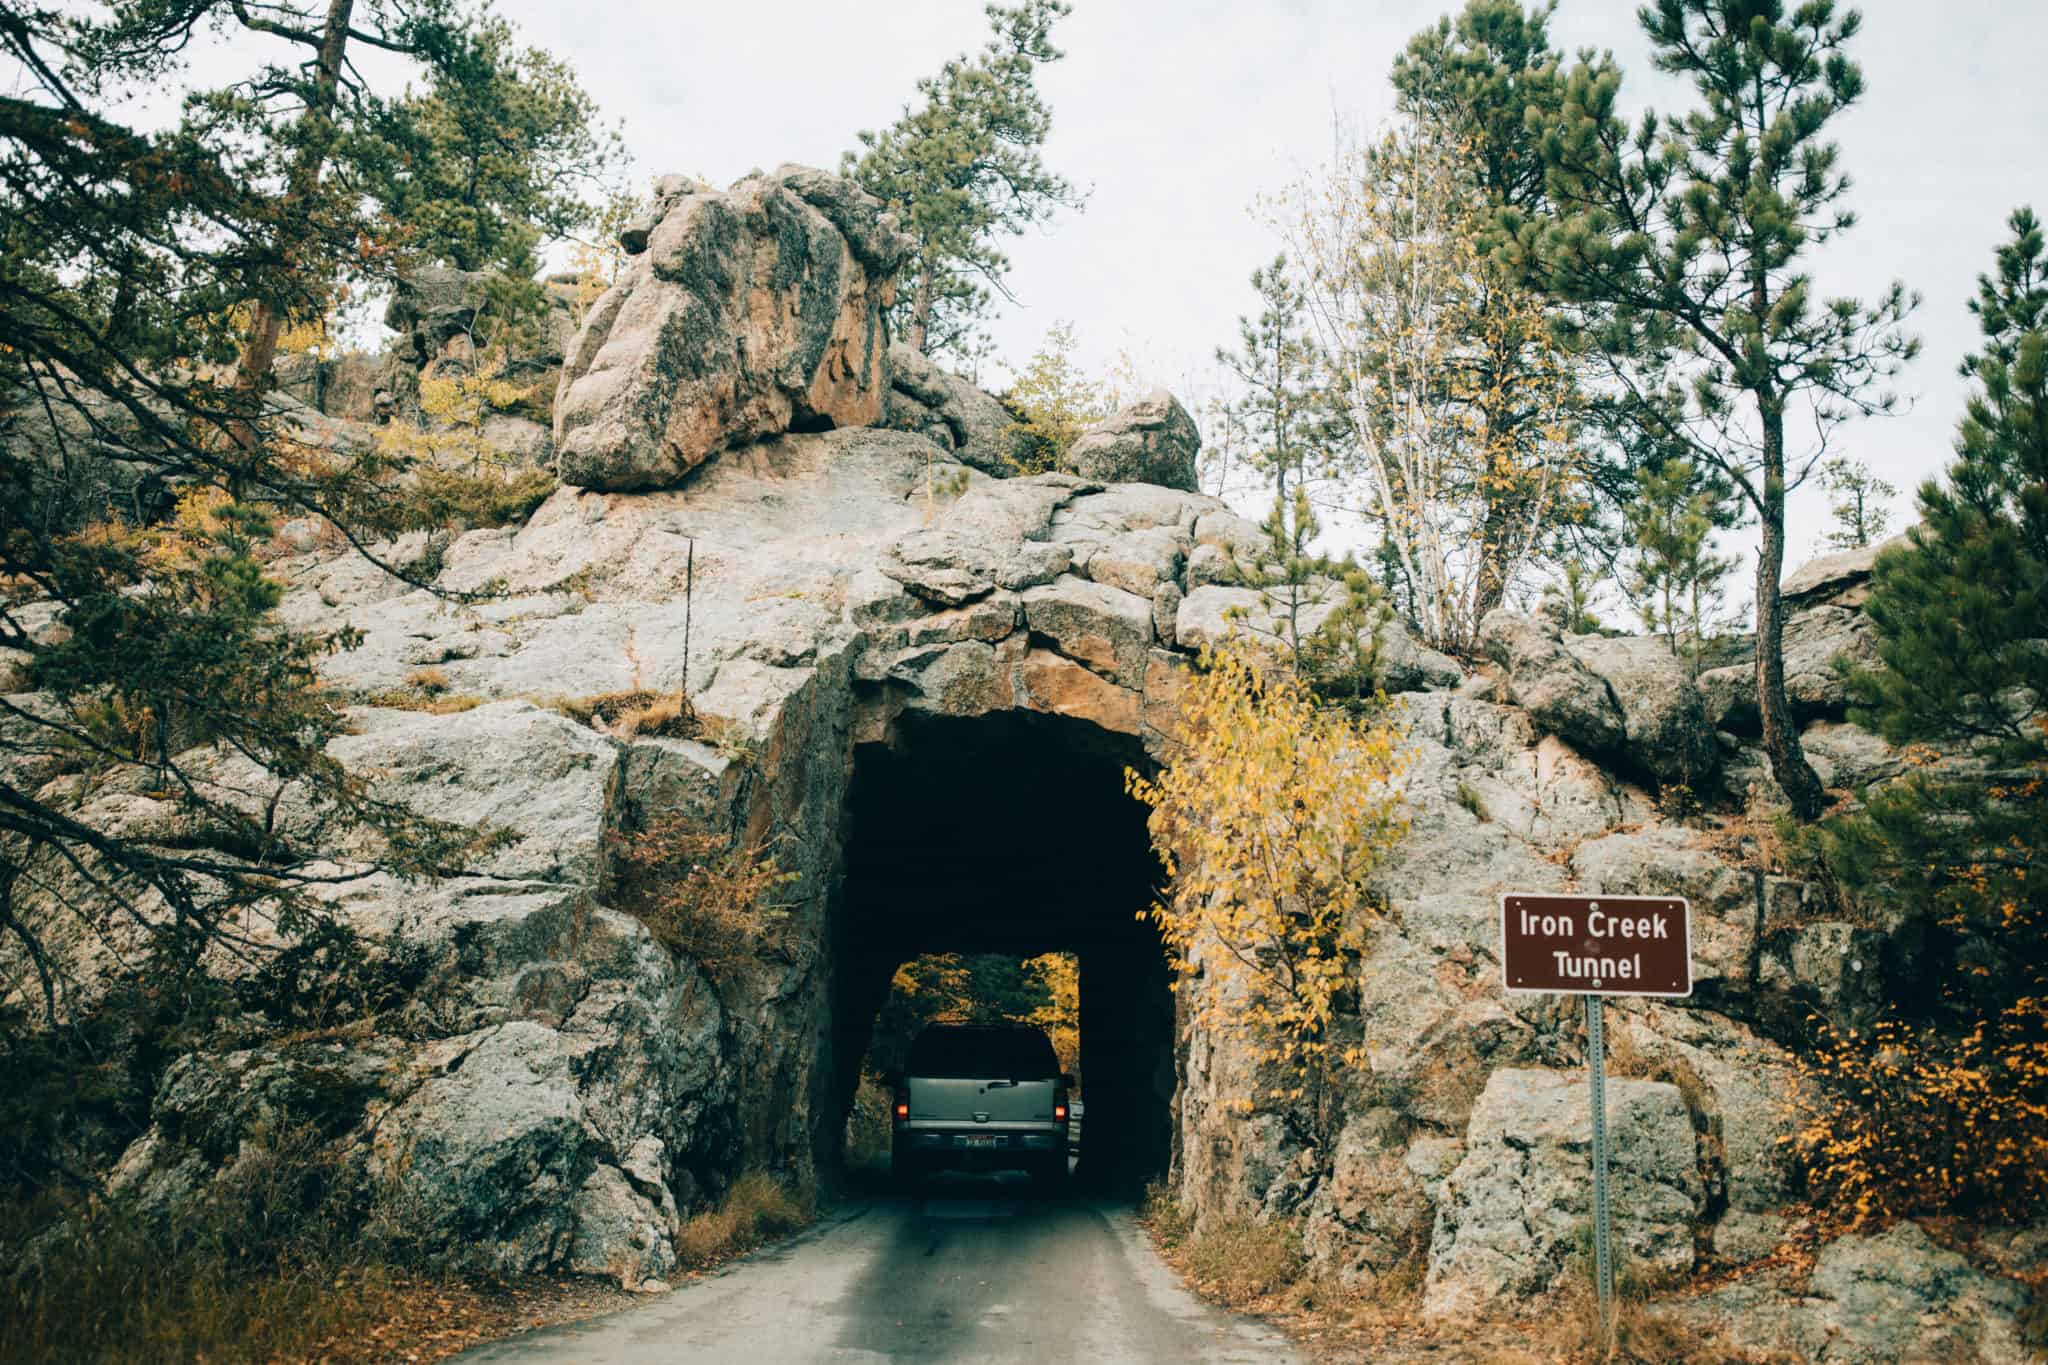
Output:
[{"xmin": 823, "ymin": 709, "xmax": 1176, "ymax": 1193}]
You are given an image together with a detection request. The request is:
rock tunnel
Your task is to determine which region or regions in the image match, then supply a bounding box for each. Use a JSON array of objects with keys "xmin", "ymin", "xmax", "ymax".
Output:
[{"xmin": 820, "ymin": 708, "xmax": 1176, "ymax": 1193}]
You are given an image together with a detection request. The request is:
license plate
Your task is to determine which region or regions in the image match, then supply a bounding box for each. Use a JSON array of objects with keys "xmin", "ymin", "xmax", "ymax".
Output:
[{"xmin": 959, "ymin": 1135, "xmax": 997, "ymax": 1148}]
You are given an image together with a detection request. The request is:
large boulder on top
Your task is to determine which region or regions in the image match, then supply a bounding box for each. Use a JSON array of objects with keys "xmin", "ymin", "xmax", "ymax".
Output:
[
  {"xmin": 882, "ymin": 343, "xmax": 1019, "ymax": 476},
  {"xmin": 552, "ymin": 166, "xmax": 911, "ymax": 491},
  {"xmin": 386, "ymin": 265, "xmax": 492, "ymax": 369},
  {"xmin": 1780, "ymin": 530, "xmax": 1911, "ymax": 609},
  {"xmin": 1066, "ymin": 389, "xmax": 1201, "ymax": 492},
  {"xmin": 1697, "ymin": 603, "xmax": 1883, "ymax": 734}
]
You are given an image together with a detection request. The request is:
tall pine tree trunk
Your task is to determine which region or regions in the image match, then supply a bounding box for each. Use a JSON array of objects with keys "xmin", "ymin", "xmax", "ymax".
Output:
[
  {"xmin": 1471, "ymin": 356, "xmax": 1516, "ymax": 622},
  {"xmin": 907, "ymin": 263, "xmax": 934, "ymax": 354},
  {"xmin": 233, "ymin": 0, "xmax": 354, "ymax": 442},
  {"xmin": 1756, "ymin": 400, "xmax": 1827, "ymax": 820}
]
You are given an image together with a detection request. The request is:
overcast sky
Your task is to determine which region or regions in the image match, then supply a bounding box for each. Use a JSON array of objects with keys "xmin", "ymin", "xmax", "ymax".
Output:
[{"xmin": 498, "ymin": 0, "xmax": 2043, "ymax": 586}]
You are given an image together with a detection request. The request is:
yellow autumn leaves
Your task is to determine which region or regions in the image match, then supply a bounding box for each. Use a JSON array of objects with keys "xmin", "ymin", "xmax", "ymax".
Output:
[
  {"xmin": 1783, "ymin": 996, "xmax": 2048, "ymax": 1227},
  {"xmin": 1129, "ymin": 639, "xmax": 1410, "ymax": 1131}
]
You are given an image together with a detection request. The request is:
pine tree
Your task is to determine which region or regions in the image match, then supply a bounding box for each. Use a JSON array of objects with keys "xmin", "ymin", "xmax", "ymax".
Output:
[
  {"xmin": 1505, "ymin": 0, "xmax": 1919, "ymax": 820},
  {"xmin": 1542, "ymin": 556, "xmax": 1603, "ymax": 634},
  {"xmin": 1388, "ymin": 0, "xmax": 1606, "ymax": 619},
  {"xmin": 1847, "ymin": 209, "xmax": 2046, "ymax": 767},
  {"xmin": 1006, "ymin": 321, "xmax": 1112, "ymax": 472},
  {"xmin": 1624, "ymin": 459, "xmax": 1737, "ymax": 674},
  {"xmin": 1231, "ymin": 488, "xmax": 1338, "ymax": 672},
  {"xmin": 1817, "ymin": 456, "xmax": 1899, "ymax": 551},
  {"xmin": 1815, "ymin": 208, "xmax": 2048, "ymax": 1009},
  {"xmin": 843, "ymin": 1, "xmax": 1083, "ymax": 358},
  {"xmin": 382, "ymin": 16, "xmax": 625, "ymax": 278},
  {"xmin": 1213, "ymin": 258, "xmax": 1331, "ymax": 507},
  {"xmin": 0, "ymin": 1, "xmax": 603, "ymax": 1010}
]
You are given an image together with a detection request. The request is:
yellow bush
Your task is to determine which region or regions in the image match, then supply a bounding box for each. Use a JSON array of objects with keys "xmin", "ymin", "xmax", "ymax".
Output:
[
  {"xmin": 1127, "ymin": 637, "xmax": 1408, "ymax": 1137},
  {"xmin": 1784, "ymin": 996, "xmax": 2048, "ymax": 1227}
]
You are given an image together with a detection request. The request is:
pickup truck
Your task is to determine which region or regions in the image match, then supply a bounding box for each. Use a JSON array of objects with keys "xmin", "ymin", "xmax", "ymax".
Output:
[{"xmin": 890, "ymin": 1024, "xmax": 1071, "ymax": 1191}]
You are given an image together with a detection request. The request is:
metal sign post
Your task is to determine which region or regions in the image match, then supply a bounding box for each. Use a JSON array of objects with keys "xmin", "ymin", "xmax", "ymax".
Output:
[
  {"xmin": 1498, "ymin": 892, "xmax": 1692, "ymax": 1356},
  {"xmin": 1586, "ymin": 993, "xmax": 1614, "ymax": 1350}
]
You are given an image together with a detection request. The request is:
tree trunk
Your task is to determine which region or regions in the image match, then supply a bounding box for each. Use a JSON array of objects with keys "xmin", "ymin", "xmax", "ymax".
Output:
[
  {"xmin": 1755, "ymin": 402, "xmax": 1827, "ymax": 820},
  {"xmin": 1474, "ymin": 495, "xmax": 1512, "ymax": 620},
  {"xmin": 907, "ymin": 264, "xmax": 933, "ymax": 354},
  {"xmin": 231, "ymin": 0, "xmax": 355, "ymax": 429}
]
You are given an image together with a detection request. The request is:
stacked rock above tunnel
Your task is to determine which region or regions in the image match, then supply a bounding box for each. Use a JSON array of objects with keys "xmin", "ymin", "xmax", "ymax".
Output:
[
  {"xmin": 552, "ymin": 167, "xmax": 911, "ymax": 491},
  {"xmin": 880, "ymin": 341, "xmax": 1021, "ymax": 476}
]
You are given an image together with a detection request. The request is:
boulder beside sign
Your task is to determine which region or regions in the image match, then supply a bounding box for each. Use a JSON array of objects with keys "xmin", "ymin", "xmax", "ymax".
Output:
[{"xmin": 1499, "ymin": 893, "xmax": 1692, "ymax": 997}]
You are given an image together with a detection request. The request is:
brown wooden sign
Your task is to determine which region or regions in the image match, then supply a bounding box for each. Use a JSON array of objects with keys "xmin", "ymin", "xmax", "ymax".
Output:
[{"xmin": 1499, "ymin": 893, "xmax": 1692, "ymax": 998}]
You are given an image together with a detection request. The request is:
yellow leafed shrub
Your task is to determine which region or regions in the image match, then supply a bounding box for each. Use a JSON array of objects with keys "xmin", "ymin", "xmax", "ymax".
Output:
[
  {"xmin": 606, "ymin": 816, "xmax": 798, "ymax": 979},
  {"xmin": 1783, "ymin": 995, "xmax": 2048, "ymax": 1227},
  {"xmin": 1127, "ymin": 637, "xmax": 1408, "ymax": 1138}
]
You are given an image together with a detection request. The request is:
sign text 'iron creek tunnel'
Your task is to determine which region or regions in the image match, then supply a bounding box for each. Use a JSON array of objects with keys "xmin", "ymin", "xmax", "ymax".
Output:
[{"xmin": 1497, "ymin": 893, "xmax": 1692, "ymax": 997}]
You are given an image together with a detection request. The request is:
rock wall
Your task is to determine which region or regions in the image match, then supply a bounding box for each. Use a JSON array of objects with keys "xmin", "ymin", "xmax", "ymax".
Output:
[{"xmin": 5, "ymin": 159, "xmax": 2030, "ymax": 1353}]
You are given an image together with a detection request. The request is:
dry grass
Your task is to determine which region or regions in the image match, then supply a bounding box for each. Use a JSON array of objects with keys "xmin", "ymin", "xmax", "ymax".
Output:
[
  {"xmin": 545, "ymin": 690, "xmax": 700, "ymax": 739},
  {"xmin": 1139, "ymin": 1183, "xmax": 1794, "ymax": 1364},
  {"xmin": 1143, "ymin": 1182, "xmax": 1306, "ymax": 1307},
  {"xmin": 673, "ymin": 1172, "xmax": 811, "ymax": 1271},
  {"xmin": 360, "ymin": 686, "xmax": 702, "ymax": 736},
  {"xmin": 1182, "ymin": 1214, "xmax": 1306, "ymax": 1306},
  {"xmin": 0, "ymin": 1132, "xmax": 626, "ymax": 1365},
  {"xmin": 606, "ymin": 816, "xmax": 797, "ymax": 978}
]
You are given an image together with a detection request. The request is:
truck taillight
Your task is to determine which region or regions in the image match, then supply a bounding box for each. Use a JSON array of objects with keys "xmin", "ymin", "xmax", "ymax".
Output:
[
  {"xmin": 894, "ymin": 1102, "xmax": 908, "ymax": 1120},
  {"xmin": 1055, "ymin": 1103, "xmax": 1068, "ymax": 1121}
]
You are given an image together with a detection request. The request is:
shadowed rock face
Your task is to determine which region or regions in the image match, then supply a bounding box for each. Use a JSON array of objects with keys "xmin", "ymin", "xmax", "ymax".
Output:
[{"xmin": 552, "ymin": 167, "xmax": 911, "ymax": 491}]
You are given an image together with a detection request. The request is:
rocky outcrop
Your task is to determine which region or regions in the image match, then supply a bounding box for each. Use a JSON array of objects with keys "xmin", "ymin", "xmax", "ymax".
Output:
[
  {"xmin": 1698, "ymin": 603, "xmax": 1883, "ymax": 734},
  {"xmin": 100, "ymin": 700, "xmax": 734, "ymax": 1289},
  {"xmin": 552, "ymin": 166, "xmax": 910, "ymax": 491},
  {"xmin": 1422, "ymin": 1068, "xmax": 1702, "ymax": 1317},
  {"xmin": 1781, "ymin": 530, "xmax": 1910, "ymax": 609},
  {"xmin": 1674, "ymin": 1221, "xmax": 2033, "ymax": 1363},
  {"xmin": 881, "ymin": 343, "xmax": 1019, "ymax": 475},
  {"xmin": 386, "ymin": 265, "xmax": 494, "ymax": 368},
  {"xmin": 9, "ymin": 152, "xmax": 2019, "ymax": 1340},
  {"xmin": 1065, "ymin": 390, "xmax": 1201, "ymax": 491},
  {"xmin": 1479, "ymin": 608, "xmax": 1627, "ymax": 758},
  {"xmin": 1565, "ymin": 634, "xmax": 1720, "ymax": 793}
]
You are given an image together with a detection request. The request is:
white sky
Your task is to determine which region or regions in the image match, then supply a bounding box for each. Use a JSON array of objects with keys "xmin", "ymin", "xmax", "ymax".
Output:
[{"xmin": 504, "ymin": 0, "xmax": 2046, "ymax": 592}]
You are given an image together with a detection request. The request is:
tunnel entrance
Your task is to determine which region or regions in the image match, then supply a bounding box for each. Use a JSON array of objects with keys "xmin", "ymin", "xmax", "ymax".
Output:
[{"xmin": 824, "ymin": 709, "xmax": 1175, "ymax": 1193}]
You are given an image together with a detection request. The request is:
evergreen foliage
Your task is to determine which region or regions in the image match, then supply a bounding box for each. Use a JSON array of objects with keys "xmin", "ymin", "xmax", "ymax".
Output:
[
  {"xmin": 1816, "ymin": 456, "xmax": 1897, "ymax": 551},
  {"xmin": 382, "ymin": 16, "xmax": 624, "ymax": 278},
  {"xmin": 843, "ymin": 1, "xmax": 1083, "ymax": 358},
  {"xmin": 1504, "ymin": 0, "xmax": 1918, "ymax": 819},
  {"xmin": 1005, "ymin": 321, "xmax": 1113, "ymax": 472},
  {"xmin": 1542, "ymin": 557, "xmax": 1603, "ymax": 634},
  {"xmin": 0, "ymin": 1, "xmax": 609, "ymax": 1023},
  {"xmin": 1213, "ymin": 258, "xmax": 1335, "ymax": 507},
  {"xmin": 1623, "ymin": 458, "xmax": 1737, "ymax": 672},
  {"xmin": 1794, "ymin": 217, "xmax": 2047, "ymax": 1224},
  {"xmin": 1814, "ymin": 208, "xmax": 2047, "ymax": 1009}
]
